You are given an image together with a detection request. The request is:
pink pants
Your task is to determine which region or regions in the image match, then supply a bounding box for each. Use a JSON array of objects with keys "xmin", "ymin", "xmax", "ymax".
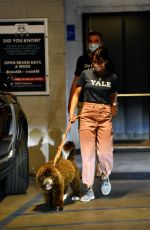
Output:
[{"xmin": 79, "ymin": 102, "xmax": 113, "ymax": 186}]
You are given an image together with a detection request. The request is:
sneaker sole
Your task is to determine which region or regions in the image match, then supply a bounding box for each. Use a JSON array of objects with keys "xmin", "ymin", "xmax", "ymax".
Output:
[
  {"xmin": 80, "ymin": 196, "xmax": 95, "ymax": 202},
  {"xmin": 71, "ymin": 196, "xmax": 80, "ymax": 201}
]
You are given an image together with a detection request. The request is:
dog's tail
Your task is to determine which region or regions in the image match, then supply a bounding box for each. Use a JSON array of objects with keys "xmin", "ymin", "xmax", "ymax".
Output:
[
  {"xmin": 62, "ymin": 141, "xmax": 76, "ymax": 160},
  {"xmin": 53, "ymin": 122, "xmax": 72, "ymax": 165}
]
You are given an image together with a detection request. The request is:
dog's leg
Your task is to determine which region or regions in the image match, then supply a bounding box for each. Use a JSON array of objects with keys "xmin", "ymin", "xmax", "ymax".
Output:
[
  {"xmin": 44, "ymin": 193, "xmax": 52, "ymax": 204},
  {"xmin": 70, "ymin": 168, "xmax": 81, "ymax": 200},
  {"xmin": 63, "ymin": 185, "xmax": 69, "ymax": 200},
  {"xmin": 51, "ymin": 183, "xmax": 64, "ymax": 212},
  {"xmin": 55, "ymin": 193, "xmax": 64, "ymax": 211}
]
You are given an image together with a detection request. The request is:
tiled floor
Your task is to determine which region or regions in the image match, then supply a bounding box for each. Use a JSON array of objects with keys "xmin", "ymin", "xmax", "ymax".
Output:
[
  {"xmin": 0, "ymin": 150, "xmax": 150, "ymax": 229},
  {"xmin": 0, "ymin": 177, "xmax": 150, "ymax": 229}
]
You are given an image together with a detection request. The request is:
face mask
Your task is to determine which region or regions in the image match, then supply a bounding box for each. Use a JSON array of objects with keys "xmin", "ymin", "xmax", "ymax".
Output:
[{"xmin": 88, "ymin": 43, "xmax": 100, "ymax": 53}]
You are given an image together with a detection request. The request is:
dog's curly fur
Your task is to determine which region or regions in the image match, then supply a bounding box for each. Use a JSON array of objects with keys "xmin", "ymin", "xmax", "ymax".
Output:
[{"xmin": 36, "ymin": 141, "xmax": 81, "ymax": 211}]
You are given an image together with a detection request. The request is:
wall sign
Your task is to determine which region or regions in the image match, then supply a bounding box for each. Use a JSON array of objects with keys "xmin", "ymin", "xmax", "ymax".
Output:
[
  {"xmin": 67, "ymin": 24, "xmax": 75, "ymax": 41},
  {"xmin": 0, "ymin": 18, "xmax": 49, "ymax": 95}
]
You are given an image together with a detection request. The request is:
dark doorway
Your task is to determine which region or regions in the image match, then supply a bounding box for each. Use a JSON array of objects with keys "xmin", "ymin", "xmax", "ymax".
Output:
[{"xmin": 82, "ymin": 12, "xmax": 150, "ymax": 147}]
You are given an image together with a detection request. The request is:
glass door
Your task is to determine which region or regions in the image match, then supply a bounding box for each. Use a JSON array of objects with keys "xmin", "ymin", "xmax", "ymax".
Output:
[{"xmin": 82, "ymin": 12, "xmax": 150, "ymax": 148}]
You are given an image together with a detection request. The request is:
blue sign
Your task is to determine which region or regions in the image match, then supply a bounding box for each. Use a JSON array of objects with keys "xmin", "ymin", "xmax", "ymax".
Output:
[{"xmin": 67, "ymin": 24, "xmax": 75, "ymax": 41}]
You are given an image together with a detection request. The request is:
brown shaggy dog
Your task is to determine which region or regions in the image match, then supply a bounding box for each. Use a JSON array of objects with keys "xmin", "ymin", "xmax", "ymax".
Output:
[{"xmin": 36, "ymin": 141, "xmax": 81, "ymax": 211}]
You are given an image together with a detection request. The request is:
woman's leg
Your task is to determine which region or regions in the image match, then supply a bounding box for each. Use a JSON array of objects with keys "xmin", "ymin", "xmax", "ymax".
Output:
[
  {"xmin": 80, "ymin": 128, "xmax": 96, "ymax": 187},
  {"xmin": 97, "ymin": 128, "xmax": 113, "ymax": 178},
  {"xmin": 96, "ymin": 108, "xmax": 113, "ymax": 196},
  {"xmin": 97, "ymin": 107, "xmax": 114, "ymax": 178}
]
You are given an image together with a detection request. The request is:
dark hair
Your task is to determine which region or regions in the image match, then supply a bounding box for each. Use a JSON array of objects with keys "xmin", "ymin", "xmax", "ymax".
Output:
[
  {"xmin": 88, "ymin": 31, "xmax": 103, "ymax": 41},
  {"xmin": 94, "ymin": 48, "xmax": 108, "ymax": 61},
  {"xmin": 94, "ymin": 48, "xmax": 114, "ymax": 73}
]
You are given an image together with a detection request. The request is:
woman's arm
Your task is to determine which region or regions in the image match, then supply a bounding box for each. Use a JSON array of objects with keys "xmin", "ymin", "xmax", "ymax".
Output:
[
  {"xmin": 69, "ymin": 86, "xmax": 82, "ymax": 123},
  {"xmin": 68, "ymin": 75, "xmax": 80, "ymax": 113}
]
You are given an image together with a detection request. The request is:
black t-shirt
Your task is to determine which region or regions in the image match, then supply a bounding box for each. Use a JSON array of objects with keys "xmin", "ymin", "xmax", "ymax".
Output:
[
  {"xmin": 74, "ymin": 48, "xmax": 110, "ymax": 102},
  {"xmin": 74, "ymin": 52, "xmax": 93, "ymax": 102},
  {"xmin": 77, "ymin": 69, "xmax": 117, "ymax": 105},
  {"xmin": 75, "ymin": 53, "xmax": 92, "ymax": 76}
]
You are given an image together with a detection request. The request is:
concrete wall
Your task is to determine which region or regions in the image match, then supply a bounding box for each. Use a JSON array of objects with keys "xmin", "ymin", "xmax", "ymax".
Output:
[
  {"xmin": 64, "ymin": 0, "xmax": 150, "ymax": 147},
  {"xmin": 0, "ymin": 0, "xmax": 66, "ymax": 174}
]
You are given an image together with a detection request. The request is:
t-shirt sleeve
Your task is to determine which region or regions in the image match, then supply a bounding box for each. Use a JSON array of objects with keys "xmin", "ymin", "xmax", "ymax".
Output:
[
  {"xmin": 74, "ymin": 56, "xmax": 84, "ymax": 76},
  {"xmin": 77, "ymin": 71, "xmax": 86, "ymax": 87},
  {"xmin": 111, "ymin": 73, "xmax": 118, "ymax": 93}
]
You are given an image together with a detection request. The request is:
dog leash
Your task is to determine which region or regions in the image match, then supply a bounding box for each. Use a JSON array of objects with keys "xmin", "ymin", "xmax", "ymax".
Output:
[{"xmin": 53, "ymin": 115, "xmax": 80, "ymax": 165}]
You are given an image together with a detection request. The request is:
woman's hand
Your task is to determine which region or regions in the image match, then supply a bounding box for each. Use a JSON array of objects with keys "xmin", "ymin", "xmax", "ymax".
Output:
[
  {"xmin": 111, "ymin": 104, "xmax": 118, "ymax": 117},
  {"xmin": 110, "ymin": 93, "xmax": 118, "ymax": 117},
  {"xmin": 69, "ymin": 113, "xmax": 78, "ymax": 123}
]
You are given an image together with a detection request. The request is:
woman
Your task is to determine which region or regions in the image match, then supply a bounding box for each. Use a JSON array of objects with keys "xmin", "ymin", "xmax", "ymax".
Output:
[{"xmin": 69, "ymin": 48, "xmax": 118, "ymax": 202}]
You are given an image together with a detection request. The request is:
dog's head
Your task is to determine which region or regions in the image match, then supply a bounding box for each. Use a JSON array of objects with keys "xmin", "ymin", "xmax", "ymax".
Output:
[
  {"xmin": 43, "ymin": 177, "xmax": 53, "ymax": 191},
  {"xmin": 62, "ymin": 141, "xmax": 76, "ymax": 160},
  {"xmin": 36, "ymin": 164, "xmax": 57, "ymax": 191}
]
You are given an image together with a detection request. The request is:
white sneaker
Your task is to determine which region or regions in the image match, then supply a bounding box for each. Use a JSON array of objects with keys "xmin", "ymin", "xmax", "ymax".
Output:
[
  {"xmin": 63, "ymin": 193, "xmax": 68, "ymax": 200},
  {"xmin": 101, "ymin": 177, "xmax": 111, "ymax": 195},
  {"xmin": 80, "ymin": 188, "xmax": 95, "ymax": 202},
  {"xmin": 71, "ymin": 196, "xmax": 80, "ymax": 201}
]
